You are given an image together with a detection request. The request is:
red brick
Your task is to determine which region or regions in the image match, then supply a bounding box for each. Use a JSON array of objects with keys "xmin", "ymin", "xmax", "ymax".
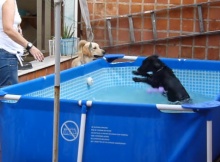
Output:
[
  {"xmin": 157, "ymin": 31, "xmax": 168, "ymax": 39},
  {"xmin": 118, "ymin": 46, "xmax": 129, "ymax": 54},
  {"xmin": 134, "ymin": 31, "xmax": 141, "ymax": 42},
  {"xmin": 157, "ymin": 0, "xmax": 169, "ymax": 4},
  {"xmin": 183, "ymin": 0, "xmax": 194, "ymax": 5},
  {"xmin": 209, "ymin": 8, "xmax": 220, "ymax": 20},
  {"xmin": 111, "ymin": 29, "xmax": 117, "ymax": 41},
  {"xmin": 196, "ymin": 0, "xmax": 208, "ymax": 3},
  {"xmin": 182, "ymin": 37, "xmax": 193, "ymax": 46},
  {"xmin": 143, "ymin": 0, "xmax": 155, "ymax": 3},
  {"xmin": 169, "ymin": 9, "xmax": 181, "ymax": 19},
  {"xmin": 19, "ymin": 75, "xmax": 27, "ymax": 82},
  {"xmin": 168, "ymin": 39, "xmax": 181, "ymax": 46},
  {"xmin": 208, "ymin": 35, "xmax": 220, "ymax": 47},
  {"xmin": 129, "ymin": 44, "xmax": 142, "ymax": 55},
  {"xmin": 106, "ymin": 3, "xmax": 118, "ymax": 16},
  {"xmin": 119, "ymin": 18, "xmax": 129, "ymax": 28},
  {"xmin": 209, "ymin": 20, "xmax": 220, "ymax": 31},
  {"xmin": 155, "ymin": 45, "xmax": 167, "ymax": 56},
  {"xmin": 169, "ymin": 0, "xmax": 181, "ymax": 5},
  {"xmin": 105, "ymin": 47, "xmax": 118, "ymax": 54},
  {"xmin": 94, "ymin": 3, "xmax": 105, "ymax": 15},
  {"xmin": 143, "ymin": 16, "xmax": 153, "ymax": 29},
  {"xmin": 207, "ymin": 48, "xmax": 219, "ymax": 60},
  {"xmin": 87, "ymin": 3, "xmax": 94, "ymax": 13},
  {"xmin": 95, "ymin": 40, "xmax": 105, "ymax": 47},
  {"xmin": 194, "ymin": 47, "xmax": 206, "ymax": 59},
  {"xmin": 182, "ymin": 8, "xmax": 195, "ymax": 19},
  {"xmin": 169, "ymin": 32, "xmax": 181, "ymax": 37},
  {"xmin": 119, "ymin": 0, "xmax": 127, "ymax": 2},
  {"xmin": 157, "ymin": 19, "xmax": 168, "ymax": 30},
  {"xmin": 143, "ymin": 5, "xmax": 155, "ymax": 11},
  {"xmin": 118, "ymin": 29, "xmax": 130, "ymax": 42},
  {"xmin": 156, "ymin": 11, "xmax": 169, "ymax": 19},
  {"xmin": 119, "ymin": 4, "xmax": 129, "ymax": 15},
  {"xmin": 133, "ymin": 17, "xmax": 143, "ymax": 29},
  {"xmin": 131, "ymin": 4, "xmax": 142, "ymax": 13},
  {"xmin": 155, "ymin": 5, "xmax": 169, "ymax": 11},
  {"xmin": 182, "ymin": 20, "xmax": 194, "ymax": 32},
  {"xmin": 209, "ymin": 2, "xmax": 220, "ymax": 7},
  {"xmin": 132, "ymin": 0, "xmax": 142, "ymax": 3},
  {"xmin": 194, "ymin": 36, "xmax": 207, "ymax": 46},
  {"xmin": 167, "ymin": 45, "xmax": 180, "ymax": 58},
  {"xmin": 142, "ymin": 44, "xmax": 154, "ymax": 55},
  {"xmin": 92, "ymin": 20, "xmax": 105, "ymax": 27},
  {"xmin": 181, "ymin": 46, "xmax": 193, "ymax": 58},
  {"xmin": 106, "ymin": 0, "xmax": 118, "ymax": 2},
  {"xmin": 169, "ymin": 19, "xmax": 181, "ymax": 31},
  {"xmin": 143, "ymin": 30, "xmax": 154, "ymax": 40},
  {"xmin": 93, "ymin": 28, "xmax": 105, "ymax": 40},
  {"xmin": 95, "ymin": 0, "xmax": 105, "ymax": 2}
]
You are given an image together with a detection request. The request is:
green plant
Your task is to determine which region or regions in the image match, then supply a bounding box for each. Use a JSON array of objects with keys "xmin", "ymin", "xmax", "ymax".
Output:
[{"xmin": 62, "ymin": 23, "xmax": 75, "ymax": 39}]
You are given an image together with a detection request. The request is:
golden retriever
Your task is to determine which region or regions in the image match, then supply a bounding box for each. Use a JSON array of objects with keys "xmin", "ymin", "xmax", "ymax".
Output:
[{"xmin": 71, "ymin": 40, "xmax": 105, "ymax": 67}]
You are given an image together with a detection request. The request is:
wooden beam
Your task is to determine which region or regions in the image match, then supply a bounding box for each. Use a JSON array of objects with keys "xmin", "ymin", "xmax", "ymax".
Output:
[{"xmin": 37, "ymin": 0, "xmax": 42, "ymax": 50}]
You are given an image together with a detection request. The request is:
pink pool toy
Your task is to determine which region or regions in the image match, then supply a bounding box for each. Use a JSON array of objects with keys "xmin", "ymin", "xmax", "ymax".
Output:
[{"xmin": 147, "ymin": 87, "xmax": 165, "ymax": 93}]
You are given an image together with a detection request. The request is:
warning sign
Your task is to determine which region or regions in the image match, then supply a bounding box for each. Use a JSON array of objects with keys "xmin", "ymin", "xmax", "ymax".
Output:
[{"xmin": 60, "ymin": 120, "xmax": 79, "ymax": 142}]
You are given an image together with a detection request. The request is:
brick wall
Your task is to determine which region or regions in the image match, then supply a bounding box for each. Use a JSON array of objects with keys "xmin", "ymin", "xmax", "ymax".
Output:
[{"xmin": 79, "ymin": 0, "xmax": 220, "ymax": 60}]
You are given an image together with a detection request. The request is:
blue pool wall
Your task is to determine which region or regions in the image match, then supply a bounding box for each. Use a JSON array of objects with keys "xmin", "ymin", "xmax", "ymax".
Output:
[
  {"xmin": 1, "ymin": 55, "xmax": 220, "ymax": 161},
  {"xmin": 1, "ymin": 96, "xmax": 220, "ymax": 161}
]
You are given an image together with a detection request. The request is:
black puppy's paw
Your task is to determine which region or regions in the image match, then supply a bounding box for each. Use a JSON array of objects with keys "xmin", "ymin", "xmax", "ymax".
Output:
[
  {"xmin": 132, "ymin": 77, "xmax": 140, "ymax": 82},
  {"xmin": 132, "ymin": 70, "xmax": 139, "ymax": 75}
]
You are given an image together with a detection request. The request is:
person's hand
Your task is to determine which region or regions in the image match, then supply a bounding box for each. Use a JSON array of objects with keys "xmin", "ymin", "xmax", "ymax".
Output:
[{"xmin": 29, "ymin": 46, "xmax": 44, "ymax": 62}]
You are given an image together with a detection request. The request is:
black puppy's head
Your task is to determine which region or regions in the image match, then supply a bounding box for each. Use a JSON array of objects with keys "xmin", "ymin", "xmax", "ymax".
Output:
[{"xmin": 137, "ymin": 55, "xmax": 165, "ymax": 74}]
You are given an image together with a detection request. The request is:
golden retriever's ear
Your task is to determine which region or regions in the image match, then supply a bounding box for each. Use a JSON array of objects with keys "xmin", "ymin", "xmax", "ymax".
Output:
[
  {"xmin": 82, "ymin": 45, "xmax": 92, "ymax": 57},
  {"xmin": 78, "ymin": 40, "xmax": 88, "ymax": 51}
]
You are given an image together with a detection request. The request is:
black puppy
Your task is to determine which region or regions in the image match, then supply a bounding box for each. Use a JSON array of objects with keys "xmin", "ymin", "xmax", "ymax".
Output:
[{"xmin": 132, "ymin": 55, "xmax": 191, "ymax": 103}]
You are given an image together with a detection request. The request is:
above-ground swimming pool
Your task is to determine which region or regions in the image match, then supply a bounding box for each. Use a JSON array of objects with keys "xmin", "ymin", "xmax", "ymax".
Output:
[{"xmin": 1, "ymin": 54, "xmax": 220, "ymax": 162}]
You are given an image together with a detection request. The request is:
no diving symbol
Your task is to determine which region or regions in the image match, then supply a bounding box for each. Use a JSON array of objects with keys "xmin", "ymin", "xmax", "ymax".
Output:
[{"xmin": 61, "ymin": 120, "xmax": 79, "ymax": 142}]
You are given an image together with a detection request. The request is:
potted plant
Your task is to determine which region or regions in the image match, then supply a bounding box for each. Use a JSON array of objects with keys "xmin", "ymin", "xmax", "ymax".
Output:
[
  {"xmin": 60, "ymin": 23, "xmax": 79, "ymax": 56},
  {"xmin": 48, "ymin": 23, "xmax": 79, "ymax": 57},
  {"xmin": 62, "ymin": 23, "xmax": 75, "ymax": 38}
]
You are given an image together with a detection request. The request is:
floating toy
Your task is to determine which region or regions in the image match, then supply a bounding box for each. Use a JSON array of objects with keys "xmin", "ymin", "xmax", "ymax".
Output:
[
  {"xmin": 147, "ymin": 87, "xmax": 164, "ymax": 93},
  {"xmin": 86, "ymin": 77, "xmax": 94, "ymax": 86}
]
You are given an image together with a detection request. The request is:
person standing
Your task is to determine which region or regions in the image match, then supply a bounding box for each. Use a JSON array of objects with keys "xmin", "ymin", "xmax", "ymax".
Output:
[{"xmin": 0, "ymin": 0, "xmax": 44, "ymax": 87}]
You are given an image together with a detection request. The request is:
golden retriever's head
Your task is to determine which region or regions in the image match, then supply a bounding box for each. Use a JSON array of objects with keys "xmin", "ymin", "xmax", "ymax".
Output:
[{"xmin": 78, "ymin": 40, "xmax": 105, "ymax": 59}]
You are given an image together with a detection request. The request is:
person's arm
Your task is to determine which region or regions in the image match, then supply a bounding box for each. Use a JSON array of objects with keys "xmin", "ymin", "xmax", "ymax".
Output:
[{"xmin": 2, "ymin": 0, "xmax": 44, "ymax": 62}]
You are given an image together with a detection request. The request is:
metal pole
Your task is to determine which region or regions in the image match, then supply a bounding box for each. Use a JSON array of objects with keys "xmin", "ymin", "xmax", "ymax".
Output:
[
  {"xmin": 53, "ymin": 1, "xmax": 62, "ymax": 162},
  {"xmin": 77, "ymin": 101, "xmax": 92, "ymax": 162},
  {"xmin": 77, "ymin": 106, "xmax": 87, "ymax": 162},
  {"xmin": 207, "ymin": 120, "xmax": 212, "ymax": 162}
]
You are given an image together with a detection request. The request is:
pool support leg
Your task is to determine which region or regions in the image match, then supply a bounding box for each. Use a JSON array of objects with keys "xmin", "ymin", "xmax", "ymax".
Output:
[
  {"xmin": 207, "ymin": 120, "xmax": 212, "ymax": 162},
  {"xmin": 77, "ymin": 101, "xmax": 91, "ymax": 162}
]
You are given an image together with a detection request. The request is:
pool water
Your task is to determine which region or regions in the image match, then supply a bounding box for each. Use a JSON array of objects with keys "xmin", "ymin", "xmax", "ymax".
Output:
[{"xmin": 89, "ymin": 86, "xmax": 214, "ymax": 104}]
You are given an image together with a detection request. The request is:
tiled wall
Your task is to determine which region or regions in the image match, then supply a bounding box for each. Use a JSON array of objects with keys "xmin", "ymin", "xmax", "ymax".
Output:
[{"xmin": 79, "ymin": 0, "xmax": 220, "ymax": 60}]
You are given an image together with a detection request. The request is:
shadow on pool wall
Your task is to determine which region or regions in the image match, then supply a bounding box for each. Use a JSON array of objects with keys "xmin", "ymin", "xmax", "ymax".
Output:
[{"xmin": 1, "ymin": 55, "xmax": 220, "ymax": 162}]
